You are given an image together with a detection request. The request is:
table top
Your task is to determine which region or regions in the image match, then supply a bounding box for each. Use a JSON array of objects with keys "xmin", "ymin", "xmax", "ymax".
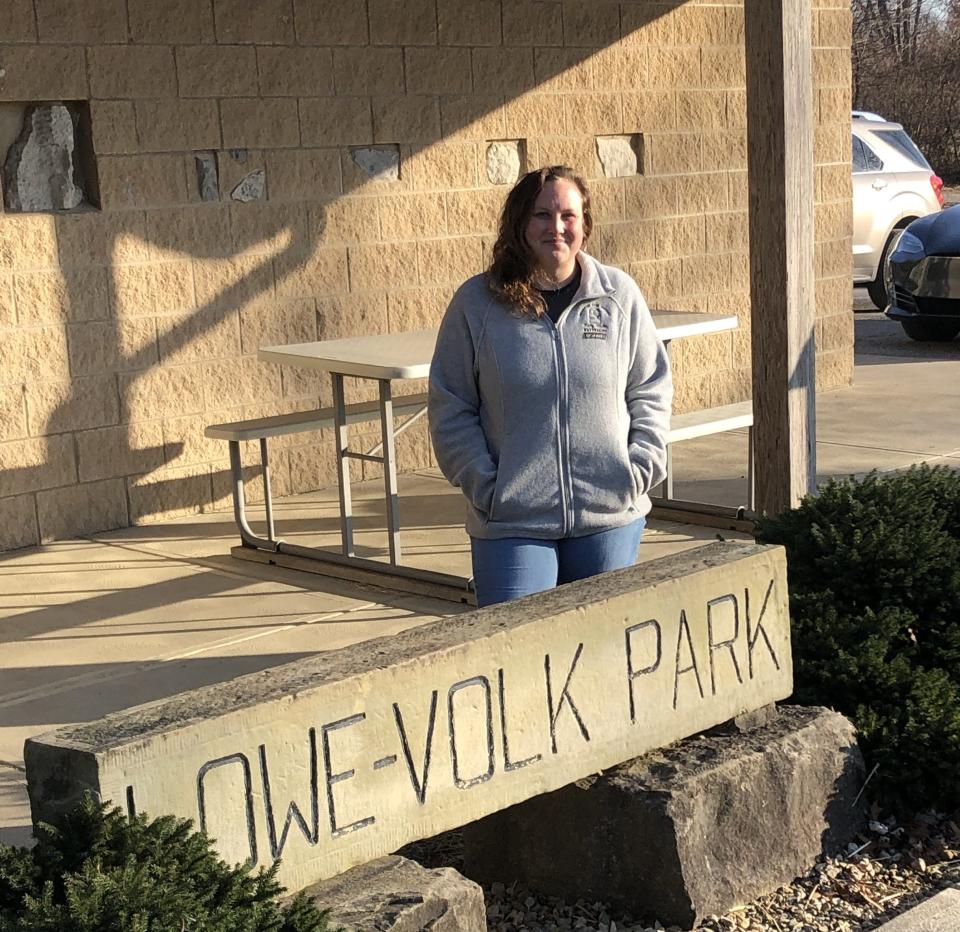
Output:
[
  {"xmin": 260, "ymin": 328, "xmax": 439, "ymax": 380},
  {"xmin": 650, "ymin": 310, "xmax": 739, "ymax": 341},
  {"xmin": 259, "ymin": 311, "xmax": 739, "ymax": 380}
]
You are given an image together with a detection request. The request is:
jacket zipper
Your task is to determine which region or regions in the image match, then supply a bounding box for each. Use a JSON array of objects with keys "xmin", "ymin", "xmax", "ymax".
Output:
[{"xmin": 550, "ymin": 319, "xmax": 574, "ymax": 537}]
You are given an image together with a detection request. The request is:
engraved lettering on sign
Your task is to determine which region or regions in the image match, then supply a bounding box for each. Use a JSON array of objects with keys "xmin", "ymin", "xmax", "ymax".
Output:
[
  {"xmin": 321, "ymin": 714, "xmax": 374, "ymax": 838},
  {"xmin": 707, "ymin": 594, "xmax": 743, "ymax": 696},
  {"xmin": 625, "ymin": 619, "xmax": 662, "ymax": 723},
  {"xmin": 448, "ymin": 675, "xmax": 496, "ymax": 789},
  {"xmin": 545, "ymin": 643, "xmax": 590, "ymax": 754},
  {"xmin": 674, "ymin": 610, "xmax": 705, "ymax": 709},
  {"xmin": 747, "ymin": 579, "xmax": 781, "ymax": 677},
  {"xmin": 197, "ymin": 753, "xmax": 258, "ymax": 866},
  {"xmin": 259, "ymin": 727, "xmax": 319, "ymax": 860},
  {"xmin": 498, "ymin": 667, "xmax": 542, "ymax": 772},
  {"xmin": 393, "ymin": 690, "xmax": 438, "ymax": 805}
]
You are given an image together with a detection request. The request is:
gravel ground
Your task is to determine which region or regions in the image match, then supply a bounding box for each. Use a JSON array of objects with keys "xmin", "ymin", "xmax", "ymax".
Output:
[{"xmin": 402, "ymin": 812, "xmax": 960, "ymax": 931}]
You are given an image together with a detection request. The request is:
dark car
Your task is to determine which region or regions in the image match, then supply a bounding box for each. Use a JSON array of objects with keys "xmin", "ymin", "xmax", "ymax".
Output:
[{"xmin": 885, "ymin": 203, "xmax": 960, "ymax": 341}]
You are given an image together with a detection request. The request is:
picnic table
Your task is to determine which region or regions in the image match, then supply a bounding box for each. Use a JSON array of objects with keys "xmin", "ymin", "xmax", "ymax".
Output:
[{"xmin": 206, "ymin": 311, "xmax": 746, "ymax": 601}]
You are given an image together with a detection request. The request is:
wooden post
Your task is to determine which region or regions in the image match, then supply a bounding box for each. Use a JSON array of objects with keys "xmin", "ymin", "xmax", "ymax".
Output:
[{"xmin": 744, "ymin": 0, "xmax": 817, "ymax": 516}]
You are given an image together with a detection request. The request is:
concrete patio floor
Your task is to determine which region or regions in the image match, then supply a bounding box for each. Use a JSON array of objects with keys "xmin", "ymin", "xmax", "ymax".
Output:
[
  {"xmin": 3, "ymin": 308, "xmax": 959, "ymax": 849},
  {"xmin": 0, "ymin": 474, "xmax": 749, "ymax": 849}
]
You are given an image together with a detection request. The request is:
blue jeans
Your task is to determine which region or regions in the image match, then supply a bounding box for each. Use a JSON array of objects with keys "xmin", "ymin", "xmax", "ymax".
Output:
[{"xmin": 470, "ymin": 518, "xmax": 645, "ymax": 607}]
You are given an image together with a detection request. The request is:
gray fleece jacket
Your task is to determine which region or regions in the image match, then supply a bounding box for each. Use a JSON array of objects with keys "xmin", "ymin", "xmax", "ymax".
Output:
[{"xmin": 428, "ymin": 252, "xmax": 672, "ymax": 540}]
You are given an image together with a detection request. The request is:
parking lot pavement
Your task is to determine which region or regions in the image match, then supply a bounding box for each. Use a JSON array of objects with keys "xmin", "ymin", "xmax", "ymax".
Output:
[{"xmin": 854, "ymin": 290, "xmax": 960, "ymax": 361}]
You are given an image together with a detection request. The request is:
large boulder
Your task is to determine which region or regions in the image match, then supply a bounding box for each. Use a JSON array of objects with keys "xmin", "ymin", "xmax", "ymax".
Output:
[
  {"xmin": 303, "ymin": 854, "xmax": 485, "ymax": 931},
  {"xmin": 464, "ymin": 705, "xmax": 867, "ymax": 930}
]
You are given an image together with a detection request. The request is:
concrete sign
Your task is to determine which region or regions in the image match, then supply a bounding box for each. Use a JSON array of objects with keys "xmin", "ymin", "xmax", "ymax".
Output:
[{"xmin": 25, "ymin": 543, "xmax": 792, "ymax": 893}]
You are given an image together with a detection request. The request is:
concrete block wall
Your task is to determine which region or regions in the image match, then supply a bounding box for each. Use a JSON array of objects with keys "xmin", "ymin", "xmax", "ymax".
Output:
[{"xmin": 0, "ymin": 0, "xmax": 853, "ymax": 551}]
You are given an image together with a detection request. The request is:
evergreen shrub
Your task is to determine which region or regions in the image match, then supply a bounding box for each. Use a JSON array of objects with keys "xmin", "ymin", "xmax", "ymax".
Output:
[
  {"xmin": 755, "ymin": 465, "xmax": 960, "ymax": 811},
  {"xmin": 0, "ymin": 794, "xmax": 332, "ymax": 932}
]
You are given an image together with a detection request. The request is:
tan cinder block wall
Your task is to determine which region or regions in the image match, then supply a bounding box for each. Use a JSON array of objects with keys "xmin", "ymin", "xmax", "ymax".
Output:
[{"xmin": 0, "ymin": 0, "xmax": 853, "ymax": 551}]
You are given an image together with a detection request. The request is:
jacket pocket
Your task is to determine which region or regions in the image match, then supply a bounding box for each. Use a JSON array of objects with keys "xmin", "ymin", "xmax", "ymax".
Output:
[
  {"xmin": 486, "ymin": 454, "xmax": 562, "ymax": 526},
  {"xmin": 611, "ymin": 451, "xmax": 639, "ymax": 511},
  {"xmin": 573, "ymin": 445, "xmax": 637, "ymax": 517}
]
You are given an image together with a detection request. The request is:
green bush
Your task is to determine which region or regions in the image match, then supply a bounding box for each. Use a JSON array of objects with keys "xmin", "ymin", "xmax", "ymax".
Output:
[
  {"xmin": 0, "ymin": 795, "xmax": 332, "ymax": 932},
  {"xmin": 755, "ymin": 465, "xmax": 960, "ymax": 811}
]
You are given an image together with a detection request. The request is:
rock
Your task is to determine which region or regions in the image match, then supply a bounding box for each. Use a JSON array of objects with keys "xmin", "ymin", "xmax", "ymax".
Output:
[
  {"xmin": 596, "ymin": 135, "xmax": 641, "ymax": 178},
  {"xmin": 874, "ymin": 889, "xmax": 960, "ymax": 930},
  {"xmin": 3, "ymin": 103, "xmax": 84, "ymax": 211},
  {"xmin": 486, "ymin": 141, "xmax": 522, "ymax": 185},
  {"xmin": 706, "ymin": 702, "xmax": 780, "ymax": 735},
  {"xmin": 194, "ymin": 151, "xmax": 219, "ymax": 201},
  {"xmin": 231, "ymin": 168, "xmax": 265, "ymax": 202},
  {"xmin": 350, "ymin": 145, "xmax": 400, "ymax": 181},
  {"xmin": 463, "ymin": 705, "xmax": 867, "ymax": 931},
  {"xmin": 303, "ymin": 854, "xmax": 485, "ymax": 931}
]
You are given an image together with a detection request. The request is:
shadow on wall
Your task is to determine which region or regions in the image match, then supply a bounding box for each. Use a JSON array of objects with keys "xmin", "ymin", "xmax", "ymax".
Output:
[{"xmin": 1, "ymin": 2, "xmax": 691, "ymax": 549}]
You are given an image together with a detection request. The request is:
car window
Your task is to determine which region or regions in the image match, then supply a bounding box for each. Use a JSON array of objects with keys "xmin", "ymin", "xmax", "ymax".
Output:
[
  {"xmin": 852, "ymin": 136, "xmax": 867, "ymax": 171},
  {"xmin": 872, "ymin": 128, "xmax": 931, "ymax": 169},
  {"xmin": 852, "ymin": 135, "xmax": 883, "ymax": 173}
]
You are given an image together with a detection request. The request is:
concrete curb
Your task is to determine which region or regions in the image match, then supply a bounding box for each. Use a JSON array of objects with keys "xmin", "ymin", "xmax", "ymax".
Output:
[{"xmin": 875, "ymin": 888, "xmax": 960, "ymax": 930}]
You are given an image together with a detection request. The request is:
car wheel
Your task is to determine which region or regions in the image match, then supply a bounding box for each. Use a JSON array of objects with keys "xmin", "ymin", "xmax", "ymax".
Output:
[
  {"xmin": 867, "ymin": 228, "xmax": 905, "ymax": 309},
  {"xmin": 900, "ymin": 318, "xmax": 960, "ymax": 341}
]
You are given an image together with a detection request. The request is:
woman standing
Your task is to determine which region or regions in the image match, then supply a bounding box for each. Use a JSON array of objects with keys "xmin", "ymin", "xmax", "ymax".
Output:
[{"xmin": 428, "ymin": 165, "xmax": 672, "ymax": 606}]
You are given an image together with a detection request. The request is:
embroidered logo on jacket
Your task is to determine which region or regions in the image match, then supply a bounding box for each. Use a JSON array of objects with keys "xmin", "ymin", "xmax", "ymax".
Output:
[{"xmin": 582, "ymin": 304, "xmax": 608, "ymax": 340}]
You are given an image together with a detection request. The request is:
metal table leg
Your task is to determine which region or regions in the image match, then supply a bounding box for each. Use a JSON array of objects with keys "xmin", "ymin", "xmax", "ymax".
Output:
[
  {"xmin": 332, "ymin": 374, "xmax": 355, "ymax": 557},
  {"xmin": 379, "ymin": 378, "xmax": 402, "ymax": 564},
  {"xmin": 664, "ymin": 445, "xmax": 674, "ymax": 501},
  {"xmin": 228, "ymin": 441, "xmax": 280, "ymax": 553},
  {"xmin": 259, "ymin": 437, "xmax": 275, "ymax": 542}
]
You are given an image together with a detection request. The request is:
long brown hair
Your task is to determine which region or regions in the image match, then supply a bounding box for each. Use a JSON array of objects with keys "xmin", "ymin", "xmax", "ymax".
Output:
[{"xmin": 486, "ymin": 165, "xmax": 593, "ymax": 316}]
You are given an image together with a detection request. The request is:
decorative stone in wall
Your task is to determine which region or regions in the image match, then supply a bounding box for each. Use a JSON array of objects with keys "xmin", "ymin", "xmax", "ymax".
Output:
[
  {"xmin": 596, "ymin": 134, "xmax": 644, "ymax": 178},
  {"xmin": 194, "ymin": 151, "xmax": 219, "ymax": 202},
  {"xmin": 3, "ymin": 103, "xmax": 85, "ymax": 211},
  {"xmin": 231, "ymin": 168, "xmax": 265, "ymax": 202},
  {"xmin": 350, "ymin": 145, "xmax": 400, "ymax": 182},
  {"xmin": 485, "ymin": 140, "xmax": 523, "ymax": 185}
]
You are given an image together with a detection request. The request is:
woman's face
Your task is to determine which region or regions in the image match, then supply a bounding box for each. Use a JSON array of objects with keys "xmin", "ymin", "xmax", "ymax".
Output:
[{"xmin": 524, "ymin": 178, "xmax": 585, "ymax": 281}]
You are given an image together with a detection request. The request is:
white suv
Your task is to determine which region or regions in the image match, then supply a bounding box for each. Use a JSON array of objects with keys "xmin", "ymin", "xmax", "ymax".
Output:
[{"xmin": 852, "ymin": 111, "xmax": 943, "ymax": 308}]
